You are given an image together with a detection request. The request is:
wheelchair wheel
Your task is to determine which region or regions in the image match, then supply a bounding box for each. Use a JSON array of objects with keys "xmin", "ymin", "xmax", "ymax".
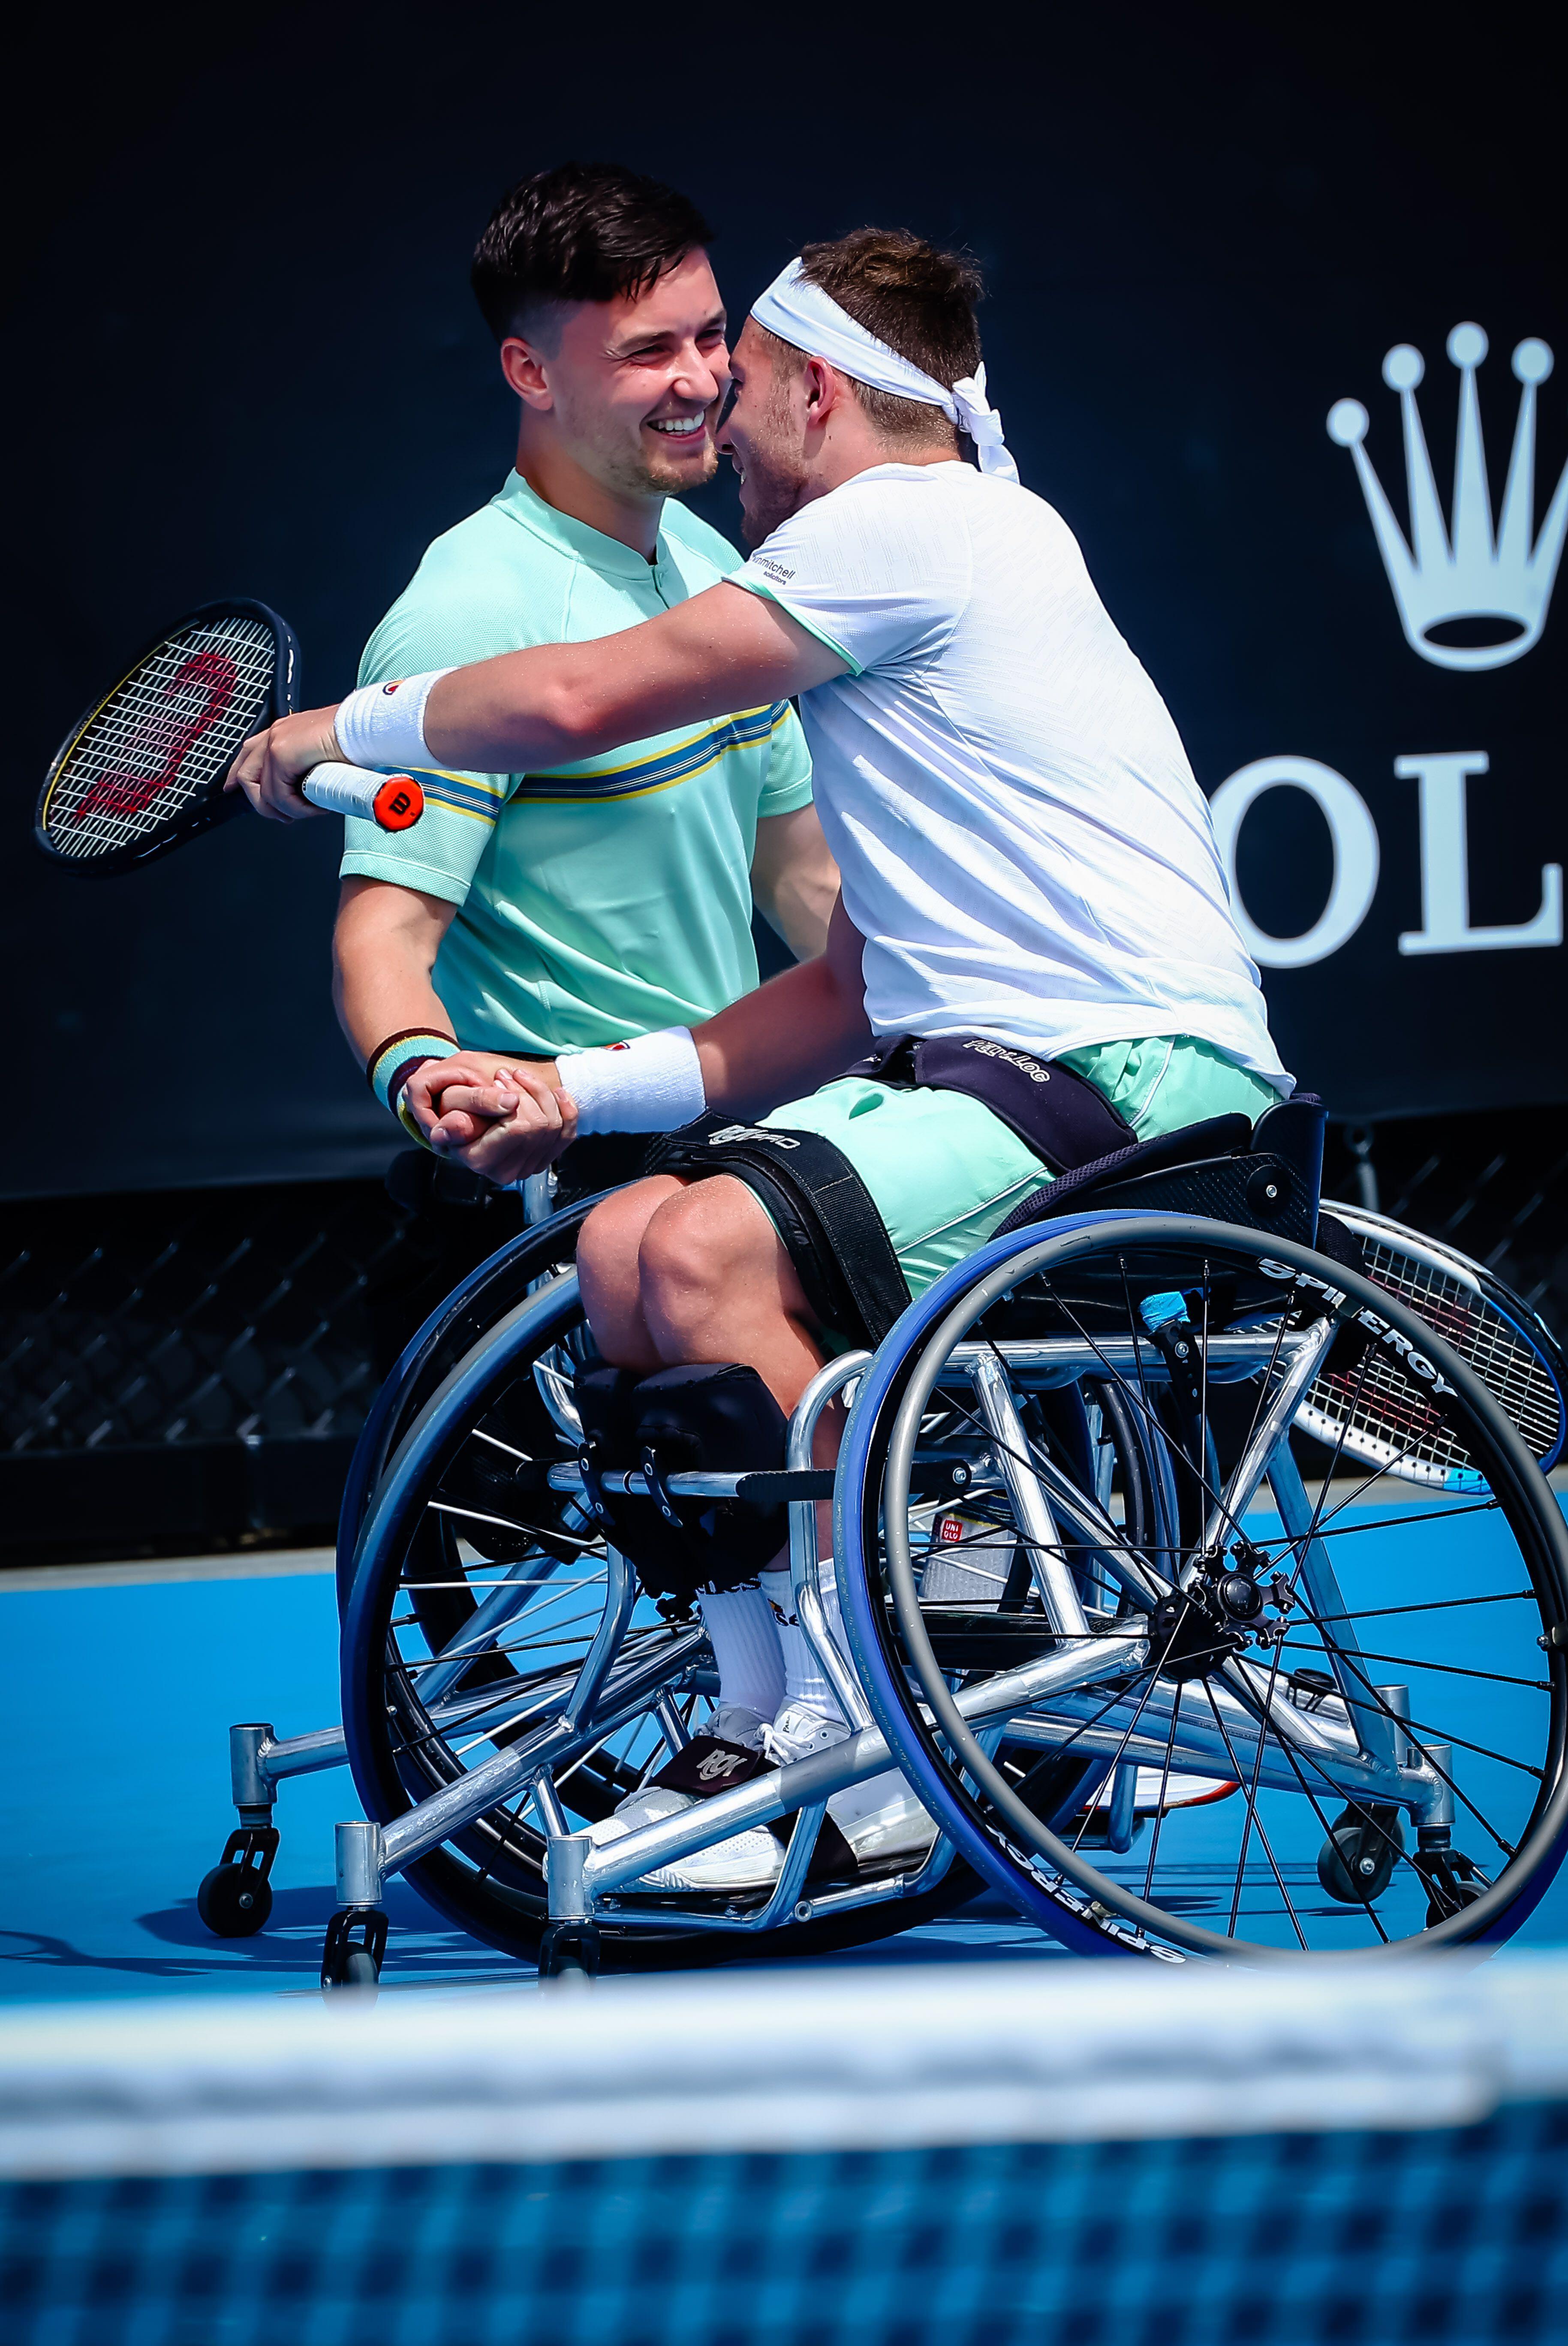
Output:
[
  {"xmin": 339, "ymin": 1237, "xmax": 996, "ymax": 1972},
  {"xmin": 334, "ymin": 1198, "xmax": 604, "ymax": 1612},
  {"xmin": 837, "ymin": 1213, "xmax": 1568, "ymax": 1962}
]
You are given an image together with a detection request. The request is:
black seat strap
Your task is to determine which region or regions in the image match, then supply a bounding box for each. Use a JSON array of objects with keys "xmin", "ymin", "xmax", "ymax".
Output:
[
  {"xmin": 645, "ymin": 1116, "xmax": 912, "ymax": 1346},
  {"xmin": 845, "ymin": 1032, "xmax": 1138, "ymax": 1172}
]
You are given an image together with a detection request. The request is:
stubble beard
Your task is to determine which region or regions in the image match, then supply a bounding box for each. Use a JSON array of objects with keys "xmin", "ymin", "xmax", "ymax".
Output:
[
  {"xmin": 587, "ymin": 435, "xmax": 719, "ymax": 502},
  {"xmin": 738, "ymin": 448, "xmax": 808, "ymax": 547},
  {"xmin": 557, "ymin": 381, "xmax": 718, "ymax": 502}
]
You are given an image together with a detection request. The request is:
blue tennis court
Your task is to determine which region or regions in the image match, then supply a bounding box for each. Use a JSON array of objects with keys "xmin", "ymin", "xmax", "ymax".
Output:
[
  {"xmin": 7, "ymin": 1486, "xmax": 1567, "ymax": 2006},
  {"xmin": 0, "ymin": 1555, "xmax": 1063, "ymax": 2004}
]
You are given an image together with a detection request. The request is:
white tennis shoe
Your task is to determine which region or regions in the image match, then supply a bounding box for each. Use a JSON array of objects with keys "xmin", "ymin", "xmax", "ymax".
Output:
[
  {"xmin": 584, "ymin": 1704, "xmax": 782, "ymax": 1894},
  {"xmin": 586, "ymin": 1784, "xmax": 784, "ymax": 1893},
  {"xmin": 762, "ymin": 1700, "xmax": 940, "ymax": 1868}
]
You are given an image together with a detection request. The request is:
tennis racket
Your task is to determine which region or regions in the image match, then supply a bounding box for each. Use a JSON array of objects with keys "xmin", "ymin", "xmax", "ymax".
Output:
[
  {"xmin": 34, "ymin": 599, "xmax": 424, "ymax": 877},
  {"xmin": 1296, "ymin": 1202, "xmax": 1567, "ymax": 1488}
]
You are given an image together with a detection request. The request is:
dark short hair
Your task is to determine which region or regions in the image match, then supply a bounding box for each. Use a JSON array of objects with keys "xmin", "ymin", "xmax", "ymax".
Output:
[
  {"xmin": 471, "ymin": 162, "xmax": 713, "ymax": 344},
  {"xmin": 792, "ymin": 228, "xmax": 984, "ymax": 448}
]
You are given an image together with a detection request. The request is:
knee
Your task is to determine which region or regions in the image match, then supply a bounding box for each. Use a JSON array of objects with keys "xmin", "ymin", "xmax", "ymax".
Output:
[
  {"xmin": 638, "ymin": 1181, "xmax": 766, "ymax": 1335},
  {"xmin": 578, "ymin": 1184, "xmax": 668, "ymax": 1355}
]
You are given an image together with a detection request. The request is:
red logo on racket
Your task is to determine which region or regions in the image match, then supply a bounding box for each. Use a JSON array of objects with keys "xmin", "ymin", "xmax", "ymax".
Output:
[
  {"xmin": 71, "ymin": 651, "xmax": 239, "ymax": 826},
  {"xmin": 371, "ymin": 776, "xmax": 423, "ymax": 832}
]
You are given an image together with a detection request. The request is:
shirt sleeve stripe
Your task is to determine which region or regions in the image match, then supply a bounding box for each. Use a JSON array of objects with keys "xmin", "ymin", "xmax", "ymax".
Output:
[{"xmin": 513, "ymin": 706, "xmax": 794, "ymax": 806}]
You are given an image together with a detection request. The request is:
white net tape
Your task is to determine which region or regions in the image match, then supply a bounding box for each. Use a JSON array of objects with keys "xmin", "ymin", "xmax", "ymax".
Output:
[{"xmin": 42, "ymin": 614, "xmax": 277, "ymax": 858}]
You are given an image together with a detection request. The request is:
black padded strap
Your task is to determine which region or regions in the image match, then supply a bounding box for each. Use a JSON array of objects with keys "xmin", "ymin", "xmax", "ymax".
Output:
[
  {"xmin": 646, "ymin": 1115, "xmax": 912, "ymax": 1346},
  {"xmin": 844, "ymin": 1032, "xmax": 1138, "ymax": 1170}
]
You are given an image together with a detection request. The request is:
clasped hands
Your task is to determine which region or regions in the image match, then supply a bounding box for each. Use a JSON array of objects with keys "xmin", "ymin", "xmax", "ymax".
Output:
[{"xmin": 403, "ymin": 1053, "xmax": 579, "ymax": 1184}]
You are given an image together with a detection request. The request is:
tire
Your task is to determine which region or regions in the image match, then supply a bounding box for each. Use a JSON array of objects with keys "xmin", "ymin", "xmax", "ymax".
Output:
[
  {"xmin": 336, "ymin": 1201, "xmax": 604, "ymax": 1613},
  {"xmin": 196, "ymin": 1864, "xmax": 272, "ymax": 1937},
  {"xmin": 838, "ymin": 1213, "xmax": 1568, "ymax": 1963},
  {"xmin": 338, "ymin": 1241, "xmax": 984, "ymax": 1972}
]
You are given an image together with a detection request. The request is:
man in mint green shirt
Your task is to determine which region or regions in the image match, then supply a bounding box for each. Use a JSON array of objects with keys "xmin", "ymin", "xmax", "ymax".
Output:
[
  {"xmin": 322, "ymin": 163, "xmax": 835, "ymax": 1149},
  {"xmin": 343, "ymin": 469, "xmax": 815, "ymax": 1059}
]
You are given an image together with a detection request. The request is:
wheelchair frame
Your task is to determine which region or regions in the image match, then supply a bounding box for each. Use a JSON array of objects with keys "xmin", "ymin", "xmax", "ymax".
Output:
[{"xmin": 200, "ymin": 1146, "xmax": 1568, "ymax": 1983}]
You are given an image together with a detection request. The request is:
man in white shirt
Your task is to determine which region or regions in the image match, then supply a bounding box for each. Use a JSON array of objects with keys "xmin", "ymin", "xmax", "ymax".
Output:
[{"xmin": 237, "ymin": 228, "xmax": 1291, "ymax": 1880}]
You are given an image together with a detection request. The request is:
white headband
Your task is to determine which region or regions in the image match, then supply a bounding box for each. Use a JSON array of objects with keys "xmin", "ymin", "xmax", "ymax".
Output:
[{"xmin": 749, "ymin": 258, "xmax": 1020, "ymax": 484}]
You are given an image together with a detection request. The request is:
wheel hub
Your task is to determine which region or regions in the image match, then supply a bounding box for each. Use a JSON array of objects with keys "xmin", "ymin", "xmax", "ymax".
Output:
[{"xmin": 1149, "ymin": 1551, "xmax": 1267, "ymax": 1682}]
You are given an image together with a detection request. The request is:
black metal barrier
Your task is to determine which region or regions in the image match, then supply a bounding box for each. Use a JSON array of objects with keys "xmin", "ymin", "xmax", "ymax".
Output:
[{"xmin": 3, "ymin": 1107, "xmax": 1564, "ymax": 1567}]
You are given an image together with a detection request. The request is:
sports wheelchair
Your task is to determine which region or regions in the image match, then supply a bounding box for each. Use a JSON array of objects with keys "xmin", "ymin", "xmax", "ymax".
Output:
[{"xmin": 199, "ymin": 1098, "xmax": 1568, "ymax": 1986}]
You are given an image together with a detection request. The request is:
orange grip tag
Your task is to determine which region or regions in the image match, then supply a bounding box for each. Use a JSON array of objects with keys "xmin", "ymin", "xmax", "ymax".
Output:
[{"xmin": 372, "ymin": 775, "xmax": 424, "ymax": 831}]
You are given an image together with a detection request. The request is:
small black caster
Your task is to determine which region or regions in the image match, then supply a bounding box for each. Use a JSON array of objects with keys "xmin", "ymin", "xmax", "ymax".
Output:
[
  {"xmin": 539, "ymin": 1922, "xmax": 601, "ymax": 1980},
  {"xmin": 322, "ymin": 1904, "xmax": 388, "ymax": 1997},
  {"xmin": 1316, "ymin": 1803, "xmax": 1403, "ymax": 1904},
  {"xmin": 1420, "ymin": 1846, "xmax": 1488, "ymax": 1928},
  {"xmin": 197, "ymin": 1826, "xmax": 280, "ymax": 1937}
]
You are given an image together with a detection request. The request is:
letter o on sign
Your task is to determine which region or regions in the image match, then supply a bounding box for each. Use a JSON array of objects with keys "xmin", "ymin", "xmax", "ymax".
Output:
[{"xmin": 1208, "ymin": 757, "xmax": 1380, "ymax": 969}]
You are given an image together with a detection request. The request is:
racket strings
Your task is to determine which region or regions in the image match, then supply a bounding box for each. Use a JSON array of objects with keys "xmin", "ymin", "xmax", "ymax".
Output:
[
  {"xmin": 1298, "ymin": 1237, "xmax": 1561, "ymax": 1477},
  {"xmin": 43, "ymin": 615, "xmax": 277, "ymax": 857}
]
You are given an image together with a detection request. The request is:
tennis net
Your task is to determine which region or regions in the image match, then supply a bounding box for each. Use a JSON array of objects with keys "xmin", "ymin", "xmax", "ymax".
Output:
[{"xmin": 3, "ymin": 1956, "xmax": 1566, "ymax": 2345}]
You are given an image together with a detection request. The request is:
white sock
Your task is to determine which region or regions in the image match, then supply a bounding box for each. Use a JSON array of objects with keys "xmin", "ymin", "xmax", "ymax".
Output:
[
  {"xmin": 759, "ymin": 1567, "xmax": 845, "ymax": 1724},
  {"xmin": 697, "ymin": 1585, "xmax": 786, "ymax": 1727}
]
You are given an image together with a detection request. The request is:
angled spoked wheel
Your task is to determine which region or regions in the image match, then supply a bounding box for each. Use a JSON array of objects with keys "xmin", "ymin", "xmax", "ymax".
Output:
[
  {"xmin": 838, "ymin": 1214, "xmax": 1568, "ymax": 1962},
  {"xmin": 338, "ymin": 1222, "xmax": 1022, "ymax": 1972}
]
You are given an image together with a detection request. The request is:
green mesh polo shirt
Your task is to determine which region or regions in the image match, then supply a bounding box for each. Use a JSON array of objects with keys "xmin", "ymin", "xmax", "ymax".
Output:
[{"xmin": 340, "ymin": 472, "xmax": 813, "ymax": 1055}]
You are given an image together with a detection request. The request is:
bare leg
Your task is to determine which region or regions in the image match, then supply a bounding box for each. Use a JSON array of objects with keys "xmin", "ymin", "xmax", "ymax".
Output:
[
  {"xmin": 576, "ymin": 1176, "xmax": 687, "ymax": 1372},
  {"xmin": 612, "ymin": 1178, "xmax": 928, "ymax": 1850},
  {"xmin": 635, "ymin": 1173, "xmax": 840, "ymax": 1573},
  {"xmin": 635, "ymin": 1175, "xmax": 828, "ymax": 1407}
]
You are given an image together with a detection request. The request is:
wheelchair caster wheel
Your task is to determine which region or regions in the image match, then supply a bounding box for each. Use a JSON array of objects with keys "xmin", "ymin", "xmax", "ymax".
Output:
[
  {"xmin": 196, "ymin": 1824, "xmax": 280, "ymax": 1937},
  {"xmin": 1420, "ymin": 1847, "xmax": 1488, "ymax": 1929},
  {"xmin": 539, "ymin": 1922, "xmax": 601, "ymax": 1981},
  {"xmin": 321, "ymin": 1904, "xmax": 388, "ymax": 1997},
  {"xmin": 197, "ymin": 1864, "xmax": 273, "ymax": 1936},
  {"xmin": 1317, "ymin": 1805, "xmax": 1404, "ymax": 1904}
]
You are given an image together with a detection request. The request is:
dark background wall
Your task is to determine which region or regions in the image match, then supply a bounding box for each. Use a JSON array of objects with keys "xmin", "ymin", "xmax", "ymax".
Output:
[
  {"xmin": 3, "ymin": 0, "xmax": 1564, "ymax": 1555},
  {"xmin": 6, "ymin": 0, "xmax": 1563, "ymax": 1200}
]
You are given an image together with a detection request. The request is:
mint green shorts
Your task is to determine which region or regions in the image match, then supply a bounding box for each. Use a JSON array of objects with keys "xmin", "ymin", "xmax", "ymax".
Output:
[{"xmin": 760, "ymin": 1035, "xmax": 1283, "ymax": 1302}]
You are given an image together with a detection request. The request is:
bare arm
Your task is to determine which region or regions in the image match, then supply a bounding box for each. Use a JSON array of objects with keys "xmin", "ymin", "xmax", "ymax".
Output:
[
  {"xmin": 410, "ymin": 897, "xmax": 870, "ymax": 1180},
  {"xmin": 227, "ymin": 585, "xmax": 846, "ymax": 812},
  {"xmin": 333, "ymin": 877, "xmax": 458, "ymax": 1067},
  {"xmin": 750, "ymin": 802, "xmax": 840, "ymax": 962},
  {"xmin": 691, "ymin": 893, "xmax": 868, "ymax": 1112}
]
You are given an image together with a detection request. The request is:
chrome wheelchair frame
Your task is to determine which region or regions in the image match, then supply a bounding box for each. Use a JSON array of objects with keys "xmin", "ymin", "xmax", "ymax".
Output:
[{"xmin": 197, "ymin": 1140, "xmax": 1568, "ymax": 1986}]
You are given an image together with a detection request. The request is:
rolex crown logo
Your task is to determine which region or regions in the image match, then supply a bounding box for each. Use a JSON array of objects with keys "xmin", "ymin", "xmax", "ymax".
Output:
[{"xmin": 1327, "ymin": 324, "xmax": 1568, "ymax": 671}]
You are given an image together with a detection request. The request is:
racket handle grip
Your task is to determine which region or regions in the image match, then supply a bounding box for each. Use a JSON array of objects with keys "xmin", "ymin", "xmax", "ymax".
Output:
[{"xmin": 302, "ymin": 761, "xmax": 424, "ymax": 831}]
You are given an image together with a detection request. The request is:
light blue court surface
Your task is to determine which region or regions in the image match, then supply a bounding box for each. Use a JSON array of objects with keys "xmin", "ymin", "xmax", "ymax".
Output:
[
  {"xmin": 5, "ymin": 1499, "xmax": 1567, "ymax": 2003},
  {"xmin": 0, "ymin": 1558, "xmax": 1056, "ymax": 2003}
]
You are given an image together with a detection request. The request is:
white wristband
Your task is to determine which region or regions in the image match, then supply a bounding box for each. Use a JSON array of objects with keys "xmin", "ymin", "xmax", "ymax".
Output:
[
  {"xmin": 334, "ymin": 669, "xmax": 453, "ymax": 773},
  {"xmin": 554, "ymin": 1027, "xmax": 706, "ymax": 1136}
]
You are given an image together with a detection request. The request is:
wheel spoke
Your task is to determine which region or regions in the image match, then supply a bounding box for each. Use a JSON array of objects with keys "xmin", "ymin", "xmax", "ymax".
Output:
[
  {"xmin": 1242, "ymin": 1501, "xmax": 1503, "ymax": 1552},
  {"xmin": 1067, "ymin": 1664, "xmax": 1169, "ymax": 1852},
  {"xmin": 1228, "ymin": 1609, "xmax": 1293, "ymax": 1936},
  {"xmin": 1285, "ymin": 1598, "xmax": 1532, "ymax": 1844},
  {"xmin": 1291, "ymin": 1592, "xmax": 1544, "ymax": 1784},
  {"xmin": 1199, "ymin": 1681, "xmax": 1312, "ymax": 1950},
  {"xmin": 1140, "ymin": 1652, "xmax": 1187, "ymax": 1903},
  {"xmin": 1314, "ymin": 1588, "xmax": 1534, "ymax": 1624},
  {"xmin": 1273, "ymin": 1640, "xmax": 1549, "ymax": 1693},
  {"xmin": 428, "ymin": 1500, "xmax": 602, "ymax": 1550}
]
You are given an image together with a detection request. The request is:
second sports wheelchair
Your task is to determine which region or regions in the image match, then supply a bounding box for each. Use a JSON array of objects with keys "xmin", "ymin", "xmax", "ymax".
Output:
[{"xmin": 199, "ymin": 1094, "xmax": 1568, "ymax": 1985}]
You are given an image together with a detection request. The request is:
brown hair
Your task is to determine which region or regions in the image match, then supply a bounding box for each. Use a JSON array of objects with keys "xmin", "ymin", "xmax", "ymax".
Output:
[
  {"xmin": 784, "ymin": 227, "xmax": 984, "ymax": 449},
  {"xmin": 472, "ymin": 162, "xmax": 711, "ymax": 344}
]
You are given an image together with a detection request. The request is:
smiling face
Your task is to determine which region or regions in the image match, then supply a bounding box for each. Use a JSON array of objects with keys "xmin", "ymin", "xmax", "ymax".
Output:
[
  {"xmin": 718, "ymin": 316, "xmax": 816, "ymax": 547},
  {"xmin": 511, "ymin": 248, "xmax": 730, "ymax": 505}
]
